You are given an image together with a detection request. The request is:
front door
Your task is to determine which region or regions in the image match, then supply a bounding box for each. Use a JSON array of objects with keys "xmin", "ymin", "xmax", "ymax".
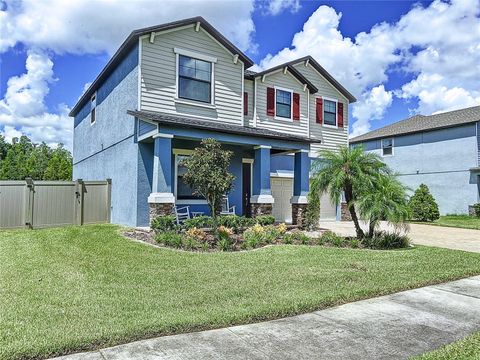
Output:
[{"xmin": 242, "ymin": 162, "xmax": 252, "ymax": 216}]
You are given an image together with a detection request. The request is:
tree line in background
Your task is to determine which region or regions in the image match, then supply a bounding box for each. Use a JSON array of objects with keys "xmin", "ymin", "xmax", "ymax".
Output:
[{"xmin": 0, "ymin": 135, "xmax": 72, "ymax": 181}]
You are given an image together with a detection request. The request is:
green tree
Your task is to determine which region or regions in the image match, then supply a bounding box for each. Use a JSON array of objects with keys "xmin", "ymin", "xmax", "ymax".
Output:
[
  {"xmin": 44, "ymin": 144, "xmax": 73, "ymax": 180},
  {"xmin": 310, "ymin": 145, "xmax": 388, "ymax": 239},
  {"xmin": 357, "ymin": 174, "xmax": 411, "ymax": 238},
  {"xmin": 409, "ymin": 184, "xmax": 440, "ymax": 222},
  {"xmin": 0, "ymin": 135, "xmax": 10, "ymax": 161},
  {"xmin": 303, "ymin": 185, "xmax": 321, "ymax": 230},
  {"xmin": 182, "ymin": 138, "xmax": 235, "ymax": 220},
  {"xmin": 0, "ymin": 137, "xmax": 33, "ymax": 180}
]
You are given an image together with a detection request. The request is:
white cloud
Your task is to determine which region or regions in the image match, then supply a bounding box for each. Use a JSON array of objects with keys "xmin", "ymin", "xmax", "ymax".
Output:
[
  {"xmin": 0, "ymin": 51, "xmax": 72, "ymax": 148},
  {"xmin": 257, "ymin": 0, "xmax": 480, "ymax": 136},
  {"xmin": 0, "ymin": 0, "xmax": 256, "ymax": 54},
  {"xmin": 263, "ymin": 0, "xmax": 301, "ymax": 16},
  {"xmin": 351, "ymin": 85, "xmax": 393, "ymax": 138}
]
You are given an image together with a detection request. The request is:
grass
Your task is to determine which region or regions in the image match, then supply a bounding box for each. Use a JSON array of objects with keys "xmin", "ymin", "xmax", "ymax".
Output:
[
  {"xmin": 1, "ymin": 225, "xmax": 480, "ymax": 360},
  {"xmin": 413, "ymin": 332, "xmax": 480, "ymax": 359},
  {"xmin": 412, "ymin": 215, "xmax": 480, "ymax": 230}
]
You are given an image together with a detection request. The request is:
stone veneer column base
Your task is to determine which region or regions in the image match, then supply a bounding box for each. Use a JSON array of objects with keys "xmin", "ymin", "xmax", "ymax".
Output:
[
  {"xmin": 250, "ymin": 203, "xmax": 273, "ymax": 217},
  {"xmin": 149, "ymin": 203, "xmax": 174, "ymax": 225},
  {"xmin": 340, "ymin": 202, "xmax": 352, "ymax": 221},
  {"xmin": 292, "ymin": 203, "xmax": 308, "ymax": 228}
]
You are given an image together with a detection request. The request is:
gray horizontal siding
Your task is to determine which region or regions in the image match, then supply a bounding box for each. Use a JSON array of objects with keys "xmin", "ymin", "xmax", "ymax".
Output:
[
  {"xmin": 255, "ymin": 70, "xmax": 309, "ymax": 137},
  {"xmin": 140, "ymin": 25, "xmax": 244, "ymax": 125},
  {"xmin": 244, "ymin": 79, "xmax": 254, "ymax": 126},
  {"xmin": 293, "ymin": 62, "xmax": 349, "ymax": 155}
]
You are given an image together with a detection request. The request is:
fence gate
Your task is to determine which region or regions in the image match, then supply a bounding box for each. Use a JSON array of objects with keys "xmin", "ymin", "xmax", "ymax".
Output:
[{"xmin": 0, "ymin": 178, "xmax": 111, "ymax": 229}]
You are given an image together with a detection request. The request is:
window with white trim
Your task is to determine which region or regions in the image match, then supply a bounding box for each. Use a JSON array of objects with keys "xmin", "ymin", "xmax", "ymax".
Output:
[
  {"xmin": 90, "ymin": 93, "xmax": 96, "ymax": 125},
  {"xmin": 178, "ymin": 55, "xmax": 212, "ymax": 103},
  {"xmin": 175, "ymin": 155, "xmax": 204, "ymax": 200},
  {"xmin": 276, "ymin": 89, "xmax": 291, "ymax": 118},
  {"xmin": 323, "ymin": 99, "xmax": 336, "ymax": 126},
  {"xmin": 382, "ymin": 138, "xmax": 394, "ymax": 156}
]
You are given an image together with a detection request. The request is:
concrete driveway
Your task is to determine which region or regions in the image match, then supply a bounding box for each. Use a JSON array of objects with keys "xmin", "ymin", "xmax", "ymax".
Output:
[
  {"xmin": 319, "ymin": 221, "xmax": 480, "ymax": 253},
  {"xmin": 51, "ymin": 276, "xmax": 480, "ymax": 360}
]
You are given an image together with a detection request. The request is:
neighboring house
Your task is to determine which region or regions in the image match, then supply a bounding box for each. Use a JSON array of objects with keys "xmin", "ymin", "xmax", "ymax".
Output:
[
  {"xmin": 71, "ymin": 17, "xmax": 356, "ymax": 227},
  {"xmin": 350, "ymin": 106, "xmax": 480, "ymax": 215}
]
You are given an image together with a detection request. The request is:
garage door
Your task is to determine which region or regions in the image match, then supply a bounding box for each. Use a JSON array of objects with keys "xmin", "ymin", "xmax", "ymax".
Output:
[
  {"xmin": 271, "ymin": 178, "xmax": 293, "ymax": 223},
  {"xmin": 320, "ymin": 192, "xmax": 337, "ymax": 221}
]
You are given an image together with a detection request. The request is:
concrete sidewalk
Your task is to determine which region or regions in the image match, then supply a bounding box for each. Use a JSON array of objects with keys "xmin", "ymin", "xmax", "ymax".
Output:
[
  {"xmin": 53, "ymin": 276, "xmax": 480, "ymax": 360},
  {"xmin": 319, "ymin": 220, "xmax": 480, "ymax": 253}
]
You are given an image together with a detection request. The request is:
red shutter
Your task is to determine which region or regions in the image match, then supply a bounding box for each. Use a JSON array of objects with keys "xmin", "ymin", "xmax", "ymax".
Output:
[
  {"xmin": 292, "ymin": 93, "xmax": 300, "ymax": 121},
  {"xmin": 267, "ymin": 87, "xmax": 275, "ymax": 116},
  {"xmin": 316, "ymin": 98, "xmax": 323, "ymax": 124},
  {"xmin": 243, "ymin": 92, "xmax": 248, "ymax": 115},
  {"xmin": 337, "ymin": 102, "xmax": 344, "ymax": 127}
]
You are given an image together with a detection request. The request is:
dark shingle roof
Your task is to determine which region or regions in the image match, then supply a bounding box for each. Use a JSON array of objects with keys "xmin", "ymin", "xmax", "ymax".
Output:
[
  {"xmin": 247, "ymin": 56, "xmax": 356, "ymax": 103},
  {"xmin": 350, "ymin": 106, "xmax": 480, "ymax": 143},
  {"xmin": 70, "ymin": 17, "xmax": 254, "ymax": 117},
  {"xmin": 127, "ymin": 110, "xmax": 321, "ymax": 144}
]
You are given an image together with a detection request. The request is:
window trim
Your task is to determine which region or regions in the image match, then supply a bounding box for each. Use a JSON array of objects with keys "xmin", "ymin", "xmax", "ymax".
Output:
[
  {"xmin": 175, "ymin": 50, "xmax": 215, "ymax": 106},
  {"xmin": 173, "ymin": 149, "xmax": 208, "ymax": 205},
  {"xmin": 90, "ymin": 92, "xmax": 97, "ymax": 126},
  {"xmin": 381, "ymin": 138, "xmax": 394, "ymax": 157},
  {"xmin": 322, "ymin": 97, "xmax": 338, "ymax": 128},
  {"xmin": 274, "ymin": 86, "xmax": 293, "ymax": 122}
]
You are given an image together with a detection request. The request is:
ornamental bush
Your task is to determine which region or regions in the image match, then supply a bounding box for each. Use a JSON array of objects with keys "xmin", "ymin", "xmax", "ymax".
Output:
[
  {"xmin": 151, "ymin": 215, "xmax": 177, "ymax": 232},
  {"xmin": 255, "ymin": 215, "xmax": 275, "ymax": 226},
  {"xmin": 408, "ymin": 184, "xmax": 440, "ymax": 222},
  {"xmin": 473, "ymin": 203, "xmax": 480, "ymax": 218}
]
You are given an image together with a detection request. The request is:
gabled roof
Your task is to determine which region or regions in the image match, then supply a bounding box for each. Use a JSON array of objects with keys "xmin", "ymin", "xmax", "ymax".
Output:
[
  {"xmin": 250, "ymin": 64, "xmax": 318, "ymax": 94},
  {"xmin": 246, "ymin": 56, "xmax": 356, "ymax": 103},
  {"xmin": 350, "ymin": 105, "xmax": 480, "ymax": 144},
  {"xmin": 127, "ymin": 110, "xmax": 321, "ymax": 144},
  {"xmin": 70, "ymin": 16, "xmax": 254, "ymax": 117}
]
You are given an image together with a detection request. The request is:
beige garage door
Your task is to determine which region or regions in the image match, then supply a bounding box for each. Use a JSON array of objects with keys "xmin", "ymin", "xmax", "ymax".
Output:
[
  {"xmin": 320, "ymin": 192, "xmax": 337, "ymax": 221},
  {"xmin": 271, "ymin": 177, "xmax": 293, "ymax": 223}
]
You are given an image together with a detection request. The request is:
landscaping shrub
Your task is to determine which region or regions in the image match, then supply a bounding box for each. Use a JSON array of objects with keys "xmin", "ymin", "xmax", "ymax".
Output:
[
  {"xmin": 155, "ymin": 231, "xmax": 183, "ymax": 248},
  {"xmin": 473, "ymin": 203, "xmax": 480, "ymax": 218},
  {"xmin": 255, "ymin": 215, "xmax": 275, "ymax": 226},
  {"xmin": 320, "ymin": 231, "xmax": 345, "ymax": 247},
  {"xmin": 243, "ymin": 224, "xmax": 265, "ymax": 249},
  {"xmin": 185, "ymin": 227, "xmax": 207, "ymax": 242},
  {"xmin": 283, "ymin": 232, "xmax": 294, "ymax": 244},
  {"xmin": 363, "ymin": 231, "xmax": 410, "ymax": 249},
  {"xmin": 349, "ymin": 238, "xmax": 360, "ymax": 248},
  {"xmin": 183, "ymin": 216, "xmax": 213, "ymax": 229},
  {"xmin": 304, "ymin": 189, "xmax": 321, "ymax": 230},
  {"xmin": 217, "ymin": 215, "xmax": 255, "ymax": 232},
  {"xmin": 409, "ymin": 184, "xmax": 440, "ymax": 222},
  {"xmin": 151, "ymin": 215, "xmax": 177, "ymax": 232},
  {"xmin": 217, "ymin": 226, "xmax": 233, "ymax": 242},
  {"xmin": 183, "ymin": 236, "xmax": 200, "ymax": 250},
  {"xmin": 217, "ymin": 238, "xmax": 232, "ymax": 251},
  {"xmin": 262, "ymin": 225, "xmax": 280, "ymax": 244}
]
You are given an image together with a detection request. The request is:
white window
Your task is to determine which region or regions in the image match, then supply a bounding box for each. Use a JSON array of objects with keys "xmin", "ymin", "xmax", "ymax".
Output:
[
  {"xmin": 178, "ymin": 55, "xmax": 212, "ymax": 103},
  {"xmin": 90, "ymin": 93, "xmax": 96, "ymax": 125},
  {"xmin": 323, "ymin": 99, "xmax": 337, "ymax": 126},
  {"xmin": 275, "ymin": 89, "xmax": 292, "ymax": 119},
  {"xmin": 382, "ymin": 138, "xmax": 394, "ymax": 156}
]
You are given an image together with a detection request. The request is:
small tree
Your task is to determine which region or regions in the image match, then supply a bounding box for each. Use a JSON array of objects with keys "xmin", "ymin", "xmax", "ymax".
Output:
[
  {"xmin": 303, "ymin": 186, "xmax": 321, "ymax": 230},
  {"xmin": 409, "ymin": 184, "xmax": 440, "ymax": 222},
  {"xmin": 182, "ymin": 139, "xmax": 235, "ymax": 221},
  {"xmin": 357, "ymin": 174, "xmax": 411, "ymax": 237}
]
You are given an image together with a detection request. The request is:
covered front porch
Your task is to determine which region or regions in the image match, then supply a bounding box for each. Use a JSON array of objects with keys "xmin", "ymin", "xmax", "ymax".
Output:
[{"xmin": 130, "ymin": 111, "xmax": 315, "ymax": 226}]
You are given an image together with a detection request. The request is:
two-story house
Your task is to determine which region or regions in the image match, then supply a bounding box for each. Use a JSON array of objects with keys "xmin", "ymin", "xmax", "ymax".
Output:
[
  {"xmin": 350, "ymin": 106, "xmax": 480, "ymax": 215},
  {"xmin": 71, "ymin": 17, "xmax": 356, "ymax": 227}
]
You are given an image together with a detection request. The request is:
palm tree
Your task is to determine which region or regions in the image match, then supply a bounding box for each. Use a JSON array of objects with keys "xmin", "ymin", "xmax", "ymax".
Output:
[
  {"xmin": 356, "ymin": 173, "xmax": 411, "ymax": 238},
  {"xmin": 310, "ymin": 145, "xmax": 387, "ymax": 239}
]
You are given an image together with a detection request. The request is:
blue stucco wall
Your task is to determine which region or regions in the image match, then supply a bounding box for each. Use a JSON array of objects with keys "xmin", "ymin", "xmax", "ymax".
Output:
[
  {"xmin": 73, "ymin": 46, "xmax": 140, "ymax": 226},
  {"xmin": 356, "ymin": 123, "xmax": 480, "ymax": 214}
]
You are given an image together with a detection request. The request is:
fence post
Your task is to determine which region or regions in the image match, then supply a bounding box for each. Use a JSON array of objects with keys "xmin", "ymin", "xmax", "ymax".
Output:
[
  {"xmin": 24, "ymin": 178, "xmax": 34, "ymax": 229},
  {"xmin": 106, "ymin": 178, "xmax": 112, "ymax": 223},
  {"xmin": 75, "ymin": 179, "xmax": 84, "ymax": 225}
]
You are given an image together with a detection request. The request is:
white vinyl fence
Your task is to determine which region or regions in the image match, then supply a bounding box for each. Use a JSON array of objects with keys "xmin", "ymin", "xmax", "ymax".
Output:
[{"xmin": 0, "ymin": 178, "xmax": 111, "ymax": 229}]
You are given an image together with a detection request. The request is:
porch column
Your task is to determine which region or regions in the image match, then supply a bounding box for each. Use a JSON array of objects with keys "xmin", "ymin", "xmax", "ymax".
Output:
[
  {"xmin": 148, "ymin": 133, "xmax": 175, "ymax": 224},
  {"xmin": 250, "ymin": 145, "xmax": 274, "ymax": 217},
  {"xmin": 291, "ymin": 150, "xmax": 310, "ymax": 227}
]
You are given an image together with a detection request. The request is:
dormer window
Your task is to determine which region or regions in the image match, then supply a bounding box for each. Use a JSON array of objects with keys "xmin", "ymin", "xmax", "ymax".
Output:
[{"xmin": 178, "ymin": 55, "xmax": 212, "ymax": 103}]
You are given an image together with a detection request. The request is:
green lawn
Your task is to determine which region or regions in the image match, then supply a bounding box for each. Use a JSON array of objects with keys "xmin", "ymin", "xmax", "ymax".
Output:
[
  {"xmin": 414, "ymin": 332, "xmax": 480, "ymax": 359},
  {"xmin": 413, "ymin": 215, "xmax": 480, "ymax": 230},
  {"xmin": 2, "ymin": 225, "xmax": 480, "ymax": 360}
]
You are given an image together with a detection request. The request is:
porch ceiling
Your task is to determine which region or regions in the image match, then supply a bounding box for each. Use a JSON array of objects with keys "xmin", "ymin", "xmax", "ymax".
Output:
[{"xmin": 128, "ymin": 110, "xmax": 320, "ymax": 149}]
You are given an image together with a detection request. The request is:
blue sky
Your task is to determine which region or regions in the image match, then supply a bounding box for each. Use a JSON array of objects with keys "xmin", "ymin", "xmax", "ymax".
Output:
[{"xmin": 1, "ymin": 0, "xmax": 479, "ymax": 148}]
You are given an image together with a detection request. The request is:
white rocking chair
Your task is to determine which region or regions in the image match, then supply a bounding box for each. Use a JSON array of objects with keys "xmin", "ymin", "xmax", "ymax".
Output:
[
  {"xmin": 173, "ymin": 205, "xmax": 191, "ymax": 225},
  {"xmin": 220, "ymin": 196, "xmax": 236, "ymax": 215}
]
